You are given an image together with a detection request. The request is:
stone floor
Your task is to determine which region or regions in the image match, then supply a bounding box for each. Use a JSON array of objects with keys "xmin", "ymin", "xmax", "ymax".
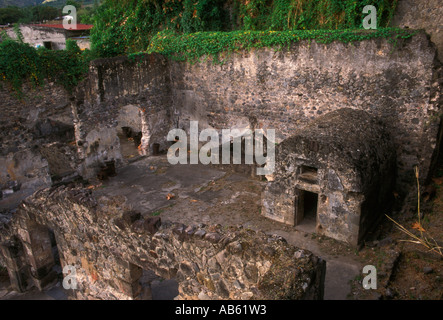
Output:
[
  {"xmin": 91, "ymin": 155, "xmax": 365, "ymax": 300},
  {"xmin": 1, "ymin": 155, "xmax": 368, "ymax": 300}
]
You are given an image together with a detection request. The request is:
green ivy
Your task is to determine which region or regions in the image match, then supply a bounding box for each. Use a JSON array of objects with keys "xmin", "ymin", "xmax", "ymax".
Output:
[
  {"xmin": 146, "ymin": 28, "xmax": 418, "ymax": 64},
  {"xmin": 0, "ymin": 37, "xmax": 94, "ymax": 97},
  {"xmin": 0, "ymin": 0, "xmax": 405, "ymax": 95},
  {"xmin": 91, "ymin": 0, "xmax": 399, "ymax": 58},
  {"xmin": 91, "ymin": 0, "xmax": 229, "ymax": 58}
]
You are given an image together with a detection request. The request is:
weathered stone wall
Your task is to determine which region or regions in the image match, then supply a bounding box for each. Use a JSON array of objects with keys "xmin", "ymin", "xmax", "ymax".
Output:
[
  {"xmin": 0, "ymin": 186, "xmax": 326, "ymax": 300},
  {"xmin": 169, "ymin": 32, "xmax": 442, "ymax": 193},
  {"xmin": 392, "ymin": 0, "xmax": 443, "ymax": 62},
  {"xmin": 0, "ymin": 83, "xmax": 74, "ymax": 210},
  {"xmin": 72, "ymin": 54, "xmax": 173, "ymax": 178},
  {"xmin": 7, "ymin": 26, "xmax": 67, "ymax": 50},
  {"xmin": 75, "ymin": 32, "xmax": 442, "ymax": 193},
  {"xmin": 262, "ymin": 109, "xmax": 397, "ymax": 245}
]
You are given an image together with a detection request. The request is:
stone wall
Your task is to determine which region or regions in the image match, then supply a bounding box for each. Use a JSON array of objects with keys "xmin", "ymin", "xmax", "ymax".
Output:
[
  {"xmin": 0, "ymin": 83, "xmax": 75, "ymax": 210},
  {"xmin": 262, "ymin": 109, "xmax": 397, "ymax": 245},
  {"xmin": 75, "ymin": 32, "xmax": 442, "ymax": 194},
  {"xmin": 169, "ymin": 32, "xmax": 441, "ymax": 192},
  {"xmin": 7, "ymin": 26, "xmax": 67, "ymax": 50},
  {"xmin": 392, "ymin": 0, "xmax": 443, "ymax": 62},
  {"xmin": 0, "ymin": 186, "xmax": 326, "ymax": 300},
  {"xmin": 72, "ymin": 54, "xmax": 173, "ymax": 178}
]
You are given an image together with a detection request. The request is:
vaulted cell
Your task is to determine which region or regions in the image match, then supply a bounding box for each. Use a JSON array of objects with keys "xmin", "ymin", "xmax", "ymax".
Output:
[{"xmin": 262, "ymin": 108, "xmax": 396, "ymax": 246}]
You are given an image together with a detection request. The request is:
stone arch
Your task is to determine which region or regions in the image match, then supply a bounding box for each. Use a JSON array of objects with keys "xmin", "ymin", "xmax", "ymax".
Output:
[
  {"xmin": 0, "ymin": 236, "xmax": 28, "ymax": 292},
  {"xmin": 12, "ymin": 219, "xmax": 59, "ymax": 291}
]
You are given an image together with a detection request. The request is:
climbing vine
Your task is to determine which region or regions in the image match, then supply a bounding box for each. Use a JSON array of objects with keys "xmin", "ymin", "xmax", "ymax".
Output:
[
  {"xmin": 91, "ymin": 0, "xmax": 229, "ymax": 57},
  {"xmin": 91, "ymin": 0, "xmax": 399, "ymax": 57},
  {"xmin": 146, "ymin": 28, "xmax": 417, "ymax": 64},
  {"xmin": 0, "ymin": 0, "xmax": 404, "ymax": 94}
]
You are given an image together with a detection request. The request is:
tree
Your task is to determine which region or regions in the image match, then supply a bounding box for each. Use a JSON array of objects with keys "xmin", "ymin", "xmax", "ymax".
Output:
[
  {"xmin": 65, "ymin": 0, "xmax": 81, "ymax": 11},
  {"xmin": 0, "ymin": 6, "xmax": 25, "ymax": 24},
  {"xmin": 78, "ymin": 5, "xmax": 96, "ymax": 24},
  {"xmin": 31, "ymin": 6, "xmax": 60, "ymax": 22}
]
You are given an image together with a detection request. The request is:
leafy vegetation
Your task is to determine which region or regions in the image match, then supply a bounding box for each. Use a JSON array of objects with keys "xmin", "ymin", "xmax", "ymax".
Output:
[
  {"xmin": 0, "ymin": 0, "xmax": 406, "ymax": 94},
  {"xmin": 0, "ymin": 1, "xmax": 45, "ymax": 8},
  {"xmin": 0, "ymin": 35, "xmax": 93, "ymax": 96},
  {"xmin": 0, "ymin": 5, "xmax": 60, "ymax": 24},
  {"xmin": 0, "ymin": 1, "xmax": 100, "ymax": 94},
  {"xmin": 0, "ymin": 1, "xmax": 99, "ymax": 24},
  {"xmin": 146, "ymin": 27, "xmax": 417, "ymax": 63},
  {"xmin": 91, "ymin": 0, "xmax": 399, "ymax": 57}
]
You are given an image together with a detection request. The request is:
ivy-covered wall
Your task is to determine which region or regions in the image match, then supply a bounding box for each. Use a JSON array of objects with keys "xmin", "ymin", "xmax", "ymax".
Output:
[{"xmin": 90, "ymin": 0, "xmax": 399, "ymax": 57}]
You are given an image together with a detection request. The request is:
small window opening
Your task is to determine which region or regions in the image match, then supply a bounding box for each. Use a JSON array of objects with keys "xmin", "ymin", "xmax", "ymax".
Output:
[{"xmin": 299, "ymin": 165, "xmax": 318, "ymax": 183}]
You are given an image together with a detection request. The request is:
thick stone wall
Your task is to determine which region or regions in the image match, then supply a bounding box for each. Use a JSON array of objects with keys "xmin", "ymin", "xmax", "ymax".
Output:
[
  {"xmin": 169, "ymin": 33, "xmax": 442, "ymax": 193},
  {"xmin": 0, "ymin": 186, "xmax": 325, "ymax": 300},
  {"xmin": 392, "ymin": 0, "xmax": 443, "ymax": 62},
  {"xmin": 72, "ymin": 54, "xmax": 173, "ymax": 178},
  {"xmin": 262, "ymin": 109, "xmax": 397, "ymax": 245},
  {"xmin": 75, "ymin": 32, "xmax": 442, "ymax": 193},
  {"xmin": 0, "ymin": 83, "xmax": 74, "ymax": 210}
]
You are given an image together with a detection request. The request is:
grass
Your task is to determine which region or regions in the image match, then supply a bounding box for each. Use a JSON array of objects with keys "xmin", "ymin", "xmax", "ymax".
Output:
[{"xmin": 386, "ymin": 166, "xmax": 443, "ymax": 257}]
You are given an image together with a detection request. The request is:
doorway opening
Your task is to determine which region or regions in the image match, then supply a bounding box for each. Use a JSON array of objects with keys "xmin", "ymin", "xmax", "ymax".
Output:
[
  {"xmin": 118, "ymin": 126, "xmax": 142, "ymax": 159},
  {"xmin": 295, "ymin": 190, "xmax": 318, "ymax": 233},
  {"xmin": 303, "ymin": 191, "xmax": 318, "ymax": 220},
  {"xmin": 43, "ymin": 41, "xmax": 53, "ymax": 50},
  {"xmin": 138, "ymin": 269, "xmax": 179, "ymax": 300}
]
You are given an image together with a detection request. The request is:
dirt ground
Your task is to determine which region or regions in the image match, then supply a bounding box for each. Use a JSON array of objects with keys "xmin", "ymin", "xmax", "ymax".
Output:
[{"xmin": 348, "ymin": 164, "xmax": 443, "ymax": 300}]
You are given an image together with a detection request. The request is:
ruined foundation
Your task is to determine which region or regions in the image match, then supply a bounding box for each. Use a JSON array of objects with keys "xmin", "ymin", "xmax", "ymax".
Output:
[{"xmin": 0, "ymin": 29, "xmax": 442, "ymax": 299}]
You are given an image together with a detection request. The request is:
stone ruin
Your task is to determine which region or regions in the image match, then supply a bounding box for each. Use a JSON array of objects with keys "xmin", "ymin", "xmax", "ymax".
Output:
[
  {"xmin": 0, "ymin": 187, "xmax": 325, "ymax": 300},
  {"xmin": 263, "ymin": 108, "xmax": 396, "ymax": 245},
  {"xmin": 0, "ymin": 28, "xmax": 442, "ymax": 299}
]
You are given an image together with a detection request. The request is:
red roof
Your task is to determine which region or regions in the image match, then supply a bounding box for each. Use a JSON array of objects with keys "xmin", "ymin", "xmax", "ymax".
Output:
[{"xmin": 32, "ymin": 24, "xmax": 93, "ymax": 31}]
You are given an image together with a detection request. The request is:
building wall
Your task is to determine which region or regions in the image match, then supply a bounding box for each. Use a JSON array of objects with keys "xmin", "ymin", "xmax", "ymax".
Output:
[
  {"xmin": 75, "ymin": 32, "xmax": 442, "ymax": 193},
  {"xmin": 262, "ymin": 109, "xmax": 397, "ymax": 246},
  {"xmin": 169, "ymin": 32, "xmax": 441, "ymax": 193},
  {"xmin": 72, "ymin": 54, "xmax": 173, "ymax": 178},
  {"xmin": 72, "ymin": 38, "xmax": 90, "ymax": 50},
  {"xmin": 392, "ymin": 0, "xmax": 443, "ymax": 62},
  {"xmin": 7, "ymin": 26, "xmax": 67, "ymax": 50},
  {"xmin": 0, "ymin": 186, "xmax": 326, "ymax": 300}
]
